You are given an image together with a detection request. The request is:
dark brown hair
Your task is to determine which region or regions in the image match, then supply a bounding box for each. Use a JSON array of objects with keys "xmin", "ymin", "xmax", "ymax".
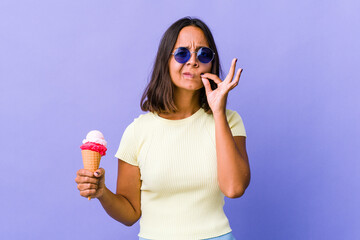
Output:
[{"xmin": 140, "ymin": 17, "xmax": 222, "ymax": 114}]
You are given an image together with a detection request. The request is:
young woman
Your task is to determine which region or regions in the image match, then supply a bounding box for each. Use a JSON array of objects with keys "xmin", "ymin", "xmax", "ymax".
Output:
[{"xmin": 75, "ymin": 17, "xmax": 250, "ymax": 240}]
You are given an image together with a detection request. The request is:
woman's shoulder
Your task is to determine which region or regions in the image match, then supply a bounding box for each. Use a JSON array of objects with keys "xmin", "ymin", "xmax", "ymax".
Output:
[
  {"xmin": 225, "ymin": 108, "xmax": 240, "ymax": 115},
  {"xmin": 126, "ymin": 111, "xmax": 157, "ymax": 129},
  {"xmin": 129, "ymin": 111, "xmax": 152, "ymax": 121},
  {"xmin": 225, "ymin": 108, "xmax": 244, "ymax": 119}
]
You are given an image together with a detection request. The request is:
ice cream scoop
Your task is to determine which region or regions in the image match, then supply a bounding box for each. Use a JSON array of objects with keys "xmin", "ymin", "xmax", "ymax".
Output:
[
  {"xmin": 82, "ymin": 130, "xmax": 107, "ymax": 147},
  {"xmin": 80, "ymin": 130, "xmax": 107, "ymax": 200},
  {"xmin": 80, "ymin": 130, "xmax": 107, "ymax": 156}
]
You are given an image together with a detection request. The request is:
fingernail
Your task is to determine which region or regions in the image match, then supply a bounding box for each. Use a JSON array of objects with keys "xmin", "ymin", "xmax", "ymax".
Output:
[
  {"xmin": 94, "ymin": 171, "xmax": 99, "ymax": 177},
  {"xmin": 235, "ymin": 58, "xmax": 238, "ymax": 62},
  {"xmin": 200, "ymin": 73, "xmax": 204, "ymax": 76}
]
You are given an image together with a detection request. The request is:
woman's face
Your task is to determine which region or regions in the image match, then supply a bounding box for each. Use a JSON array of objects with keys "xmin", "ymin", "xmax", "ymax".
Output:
[{"xmin": 168, "ymin": 26, "xmax": 212, "ymax": 92}]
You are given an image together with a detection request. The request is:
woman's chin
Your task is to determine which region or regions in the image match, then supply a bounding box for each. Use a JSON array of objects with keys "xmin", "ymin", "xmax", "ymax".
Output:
[{"xmin": 174, "ymin": 84, "xmax": 203, "ymax": 92}]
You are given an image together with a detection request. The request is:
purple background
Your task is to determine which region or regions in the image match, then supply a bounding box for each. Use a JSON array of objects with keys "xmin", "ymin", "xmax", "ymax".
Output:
[{"xmin": 1, "ymin": 1, "xmax": 359, "ymax": 239}]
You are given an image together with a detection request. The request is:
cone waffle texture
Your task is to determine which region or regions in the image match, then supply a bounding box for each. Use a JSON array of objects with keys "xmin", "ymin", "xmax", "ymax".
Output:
[{"xmin": 82, "ymin": 150, "xmax": 101, "ymax": 172}]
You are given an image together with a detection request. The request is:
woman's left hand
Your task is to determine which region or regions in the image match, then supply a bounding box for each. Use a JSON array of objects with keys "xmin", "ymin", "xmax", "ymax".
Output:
[{"xmin": 201, "ymin": 58, "xmax": 242, "ymax": 115}]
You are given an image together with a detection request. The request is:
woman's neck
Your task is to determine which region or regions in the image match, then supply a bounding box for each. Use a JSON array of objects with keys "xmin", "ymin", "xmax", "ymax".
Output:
[{"xmin": 159, "ymin": 88, "xmax": 201, "ymax": 120}]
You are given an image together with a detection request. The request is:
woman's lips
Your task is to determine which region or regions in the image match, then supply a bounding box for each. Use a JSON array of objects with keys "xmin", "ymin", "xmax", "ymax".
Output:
[{"xmin": 183, "ymin": 72, "xmax": 195, "ymax": 78}]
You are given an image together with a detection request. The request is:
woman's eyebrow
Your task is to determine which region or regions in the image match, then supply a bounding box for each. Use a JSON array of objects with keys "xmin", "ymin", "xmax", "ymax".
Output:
[{"xmin": 177, "ymin": 45, "xmax": 208, "ymax": 50}]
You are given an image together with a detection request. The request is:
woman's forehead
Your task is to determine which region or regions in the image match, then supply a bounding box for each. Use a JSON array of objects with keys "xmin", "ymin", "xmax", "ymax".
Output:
[{"xmin": 174, "ymin": 26, "xmax": 209, "ymax": 48}]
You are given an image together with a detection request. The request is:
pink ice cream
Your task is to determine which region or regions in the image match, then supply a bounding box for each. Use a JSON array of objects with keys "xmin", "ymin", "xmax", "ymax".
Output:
[{"xmin": 80, "ymin": 130, "xmax": 107, "ymax": 156}]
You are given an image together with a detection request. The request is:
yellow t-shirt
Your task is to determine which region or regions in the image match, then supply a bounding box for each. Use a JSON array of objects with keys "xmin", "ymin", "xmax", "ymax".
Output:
[{"xmin": 115, "ymin": 108, "xmax": 246, "ymax": 240}]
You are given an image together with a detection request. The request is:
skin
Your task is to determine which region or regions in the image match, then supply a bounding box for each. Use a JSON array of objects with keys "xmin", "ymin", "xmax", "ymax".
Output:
[
  {"xmin": 75, "ymin": 25, "xmax": 250, "ymax": 226},
  {"xmin": 201, "ymin": 60, "xmax": 250, "ymax": 197},
  {"xmin": 164, "ymin": 26, "xmax": 212, "ymax": 119}
]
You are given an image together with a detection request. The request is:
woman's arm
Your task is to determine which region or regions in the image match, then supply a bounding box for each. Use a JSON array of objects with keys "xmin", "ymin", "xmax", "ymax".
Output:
[
  {"xmin": 76, "ymin": 159, "xmax": 141, "ymax": 226},
  {"xmin": 200, "ymin": 58, "xmax": 250, "ymax": 198},
  {"xmin": 98, "ymin": 159, "xmax": 141, "ymax": 226},
  {"xmin": 213, "ymin": 112, "xmax": 250, "ymax": 198}
]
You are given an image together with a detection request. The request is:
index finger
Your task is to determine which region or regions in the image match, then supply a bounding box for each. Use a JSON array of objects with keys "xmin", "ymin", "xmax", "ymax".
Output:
[{"xmin": 77, "ymin": 169, "xmax": 95, "ymax": 177}]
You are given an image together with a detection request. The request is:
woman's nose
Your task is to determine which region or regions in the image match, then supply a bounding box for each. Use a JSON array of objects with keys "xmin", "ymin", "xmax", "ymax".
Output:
[{"xmin": 186, "ymin": 52, "xmax": 199, "ymax": 66}]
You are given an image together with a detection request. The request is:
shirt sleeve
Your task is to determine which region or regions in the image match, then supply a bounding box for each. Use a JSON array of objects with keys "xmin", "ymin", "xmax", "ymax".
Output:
[
  {"xmin": 226, "ymin": 109, "xmax": 247, "ymax": 137},
  {"xmin": 114, "ymin": 121, "xmax": 139, "ymax": 166}
]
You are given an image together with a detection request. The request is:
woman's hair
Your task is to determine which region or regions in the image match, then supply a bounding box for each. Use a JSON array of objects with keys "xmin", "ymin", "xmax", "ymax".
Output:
[{"xmin": 140, "ymin": 16, "xmax": 222, "ymax": 114}]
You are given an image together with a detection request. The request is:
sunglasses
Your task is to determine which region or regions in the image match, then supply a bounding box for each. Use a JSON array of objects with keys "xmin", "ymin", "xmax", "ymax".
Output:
[{"xmin": 171, "ymin": 47, "xmax": 215, "ymax": 64}]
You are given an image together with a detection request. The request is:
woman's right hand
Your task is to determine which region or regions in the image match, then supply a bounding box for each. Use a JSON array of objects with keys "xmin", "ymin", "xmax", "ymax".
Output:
[{"xmin": 75, "ymin": 168, "xmax": 105, "ymax": 199}]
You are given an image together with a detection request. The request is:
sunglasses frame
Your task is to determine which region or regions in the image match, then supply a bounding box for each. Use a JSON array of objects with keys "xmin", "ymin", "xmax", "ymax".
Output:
[{"xmin": 171, "ymin": 47, "xmax": 216, "ymax": 64}]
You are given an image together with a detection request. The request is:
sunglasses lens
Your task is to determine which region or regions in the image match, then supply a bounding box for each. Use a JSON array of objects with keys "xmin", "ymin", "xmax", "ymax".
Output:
[
  {"xmin": 174, "ymin": 47, "xmax": 190, "ymax": 63},
  {"xmin": 198, "ymin": 47, "xmax": 214, "ymax": 63}
]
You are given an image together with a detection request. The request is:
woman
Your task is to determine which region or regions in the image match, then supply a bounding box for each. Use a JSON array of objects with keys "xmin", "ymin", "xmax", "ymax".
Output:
[{"xmin": 75, "ymin": 17, "xmax": 250, "ymax": 240}]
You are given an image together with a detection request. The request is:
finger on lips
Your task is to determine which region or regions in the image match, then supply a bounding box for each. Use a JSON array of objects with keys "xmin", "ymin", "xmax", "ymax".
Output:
[
  {"xmin": 201, "ymin": 59, "xmax": 240, "ymax": 85},
  {"xmin": 212, "ymin": 77, "xmax": 222, "ymax": 84},
  {"xmin": 201, "ymin": 74, "xmax": 222, "ymax": 84}
]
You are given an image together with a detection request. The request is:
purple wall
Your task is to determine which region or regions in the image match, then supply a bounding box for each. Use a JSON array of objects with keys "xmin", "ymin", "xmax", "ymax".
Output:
[{"xmin": 1, "ymin": 0, "xmax": 359, "ymax": 239}]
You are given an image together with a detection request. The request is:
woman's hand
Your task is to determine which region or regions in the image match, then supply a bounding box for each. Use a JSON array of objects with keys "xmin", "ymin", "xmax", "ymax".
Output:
[
  {"xmin": 75, "ymin": 168, "xmax": 106, "ymax": 199},
  {"xmin": 201, "ymin": 58, "xmax": 243, "ymax": 115}
]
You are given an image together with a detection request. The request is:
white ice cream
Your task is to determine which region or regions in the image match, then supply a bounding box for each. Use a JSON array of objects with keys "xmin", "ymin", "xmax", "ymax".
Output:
[{"xmin": 82, "ymin": 130, "xmax": 107, "ymax": 147}]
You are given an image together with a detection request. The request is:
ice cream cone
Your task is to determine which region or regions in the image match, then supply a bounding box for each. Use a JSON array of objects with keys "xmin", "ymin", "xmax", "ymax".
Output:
[
  {"xmin": 82, "ymin": 150, "xmax": 101, "ymax": 171},
  {"xmin": 81, "ymin": 150, "xmax": 101, "ymax": 200}
]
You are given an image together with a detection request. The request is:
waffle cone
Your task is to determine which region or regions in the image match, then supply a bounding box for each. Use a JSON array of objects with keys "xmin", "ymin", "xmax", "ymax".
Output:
[{"xmin": 81, "ymin": 150, "xmax": 101, "ymax": 172}]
